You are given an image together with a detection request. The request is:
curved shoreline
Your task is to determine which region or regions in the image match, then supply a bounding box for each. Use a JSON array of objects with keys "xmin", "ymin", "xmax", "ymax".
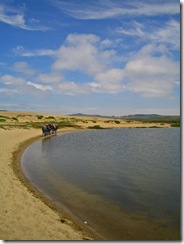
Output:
[
  {"xmin": 1, "ymin": 127, "xmax": 180, "ymax": 240},
  {"xmin": 14, "ymin": 129, "xmax": 98, "ymax": 240},
  {"xmin": 0, "ymin": 127, "xmax": 95, "ymax": 240}
]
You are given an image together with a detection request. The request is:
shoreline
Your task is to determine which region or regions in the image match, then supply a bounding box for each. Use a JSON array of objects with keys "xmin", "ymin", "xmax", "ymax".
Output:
[
  {"xmin": 0, "ymin": 121, "xmax": 178, "ymax": 240},
  {"xmin": 0, "ymin": 127, "xmax": 95, "ymax": 240},
  {"xmin": 13, "ymin": 128, "xmax": 99, "ymax": 240}
]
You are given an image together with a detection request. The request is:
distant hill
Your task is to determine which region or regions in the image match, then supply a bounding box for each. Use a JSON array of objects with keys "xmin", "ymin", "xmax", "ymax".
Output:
[
  {"xmin": 121, "ymin": 114, "xmax": 162, "ymax": 117},
  {"xmin": 69, "ymin": 113, "xmax": 163, "ymax": 119},
  {"xmin": 120, "ymin": 114, "xmax": 162, "ymax": 119},
  {"xmin": 68, "ymin": 113, "xmax": 113, "ymax": 118},
  {"xmin": 68, "ymin": 113, "xmax": 180, "ymax": 126}
]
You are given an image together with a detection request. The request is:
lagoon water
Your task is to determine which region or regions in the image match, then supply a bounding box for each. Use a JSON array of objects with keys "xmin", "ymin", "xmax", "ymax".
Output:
[{"xmin": 21, "ymin": 128, "xmax": 180, "ymax": 240}]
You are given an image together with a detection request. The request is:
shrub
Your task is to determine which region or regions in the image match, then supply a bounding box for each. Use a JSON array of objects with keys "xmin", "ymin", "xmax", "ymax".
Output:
[
  {"xmin": 0, "ymin": 115, "xmax": 9, "ymax": 119},
  {"xmin": 11, "ymin": 117, "xmax": 18, "ymax": 121},
  {"xmin": 45, "ymin": 116, "xmax": 56, "ymax": 120},
  {"xmin": 171, "ymin": 123, "xmax": 180, "ymax": 127},
  {"xmin": 0, "ymin": 118, "xmax": 6, "ymax": 122},
  {"xmin": 36, "ymin": 115, "xmax": 44, "ymax": 120},
  {"xmin": 114, "ymin": 120, "xmax": 120, "ymax": 124}
]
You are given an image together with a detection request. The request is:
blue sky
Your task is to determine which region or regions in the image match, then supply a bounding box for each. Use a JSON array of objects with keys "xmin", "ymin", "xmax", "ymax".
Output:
[{"xmin": 0, "ymin": 0, "xmax": 180, "ymax": 116}]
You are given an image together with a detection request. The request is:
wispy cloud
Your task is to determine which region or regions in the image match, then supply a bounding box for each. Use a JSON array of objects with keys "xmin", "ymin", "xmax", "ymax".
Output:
[
  {"xmin": 37, "ymin": 73, "xmax": 63, "ymax": 84},
  {"xmin": 149, "ymin": 19, "xmax": 180, "ymax": 50},
  {"xmin": 50, "ymin": 0, "xmax": 179, "ymax": 19},
  {"xmin": 27, "ymin": 81, "xmax": 53, "ymax": 92},
  {"xmin": 115, "ymin": 21, "xmax": 145, "ymax": 37},
  {"xmin": 12, "ymin": 46, "xmax": 56, "ymax": 57},
  {"xmin": 115, "ymin": 19, "xmax": 180, "ymax": 50},
  {"xmin": 12, "ymin": 61, "xmax": 35, "ymax": 76},
  {"xmin": 0, "ymin": 3, "xmax": 49, "ymax": 30},
  {"xmin": 0, "ymin": 88, "xmax": 19, "ymax": 96},
  {"xmin": 0, "ymin": 74, "xmax": 53, "ymax": 95}
]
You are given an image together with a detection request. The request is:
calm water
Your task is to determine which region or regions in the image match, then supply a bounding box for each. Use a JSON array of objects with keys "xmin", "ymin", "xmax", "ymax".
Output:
[{"xmin": 21, "ymin": 128, "xmax": 180, "ymax": 240}]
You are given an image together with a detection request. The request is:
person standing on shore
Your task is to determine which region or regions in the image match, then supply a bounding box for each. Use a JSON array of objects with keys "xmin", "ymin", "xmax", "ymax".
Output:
[{"xmin": 42, "ymin": 124, "xmax": 48, "ymax": 136}]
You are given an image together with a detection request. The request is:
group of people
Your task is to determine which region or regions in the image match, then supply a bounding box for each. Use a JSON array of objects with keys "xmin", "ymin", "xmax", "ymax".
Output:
[{"xmin": 42, "ymin": 124, "xmax": 58, "ymax": 136}]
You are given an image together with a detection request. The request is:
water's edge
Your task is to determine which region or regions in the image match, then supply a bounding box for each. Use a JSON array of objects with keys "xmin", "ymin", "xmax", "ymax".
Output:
[{"xmin": 12, "ymin": 129, "xmax": 99, "ymax": 240}]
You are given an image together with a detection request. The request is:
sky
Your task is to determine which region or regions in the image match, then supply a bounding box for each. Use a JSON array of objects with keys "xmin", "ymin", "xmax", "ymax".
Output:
[{"xmin": 0, "ymin": 0, "xmax": 180, "ymax": 116}]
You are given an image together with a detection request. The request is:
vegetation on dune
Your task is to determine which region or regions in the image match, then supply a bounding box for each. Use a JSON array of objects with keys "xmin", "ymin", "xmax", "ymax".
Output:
[
  {"xmin": 0, "ymin": 113, "xmax": 180, "ymax": 129},
  {"xmin": 36, "ymin": 115, "xmax": 44, "ymax": 120},
  {"xmin": 45, "ymin": 116, "xmax": 56, "ymax": 120},
  {"xmin": 104, "ymin": 120, "xmax": 121, "ymax": 124},
  {"xmin": 0, "ymin": 115, "xmax": 19, "ymax": 122},
  {"xmin": 114, "ymin": 120, "xmax": 121, "ymax": 124},
  {"xmin": 0, "ymin": 115, "xmax": 9, "ymax": 119},
  {"xmin": 0, "ymin": 118, "xmax": 7, "ymax": 122},
  {"xmin": 121, "ymin": 115, "xmax": 180, "ymax": 127},
  {"xmin": 11, "ymin": 117, "xmax": 18, "ymax": 121},
  {"xmin": 170, "ymin": 122, "xmax": 180, "ymax": 127},
  {"xmin": 16, "ymin": 114, "xmax": 32, "ymax": 118}
]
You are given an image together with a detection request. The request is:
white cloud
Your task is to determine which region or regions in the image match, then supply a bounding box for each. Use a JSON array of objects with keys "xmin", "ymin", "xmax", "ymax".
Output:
[
  {"xmin": 116, "ymin": 21, "xmax": 145, "ymax": 37},
  {"xmin": 6, "ymin": 33, "xmax": 180, "ymax": 98},
  {"xmin": 52, "ymin": 33, "xmax": 115, "ymax": 74},
  {"xmin": 0, "ymin": 3, "xmax": 48, "ymax": 31},
  {"xmin": 0, "ymin": 88, "xmax": 19, "ymax": 96},
  {"xmin": 50, "ymin": 0, "xmax": 179, "ymax": 20},
  {"xmin": 0, "ymin": 74, "xmax": 53, "ymax": 95},
  {"xmin": 13, "ymin": 46, "xmax": 56, "ymax": 57},
  {"xmin": 58, "ymin": 81, "xmax": 88, "ymax": 95},
  {"xmin": 27, "ymin": 81, "xmax": 53, "ymax": 92},
  {"xmin": 93, "ymin": 68, "xmax": 125, "ymax": 93},
  {"xmin": 0, "ymin": 74, "xmax": 25, "ymax": 86},
  {"xmin": 37, "ymin": 73, "xmax": 63, "ymax": 84},
  {"xmin": 115, "ymin": 19, "xmax": 180, "ymax": 50},
  {"xmin": 149, "ymin": 19, "xmax": 180, "ymax": 50},
  {"xmin": 13, "ymin": 61, "xmax": 35, "ymax": 76},
  {"xmin": 45, "ymin": 34, "xmax": 180, "ymax": 97},
  {"xmin": 123, "ymin": 44, "xmax": 180, "ymax": 97},
  {"xmin": 128, "ymin": 79, "xmax": 173, "ymax": 97},
  {"xmin": 0, "ymin": 4, "xmax": 26, "ymax": 28},
  {"xmin": 125, "ymin": 56, "xmax": 179, "ymax": 77}
]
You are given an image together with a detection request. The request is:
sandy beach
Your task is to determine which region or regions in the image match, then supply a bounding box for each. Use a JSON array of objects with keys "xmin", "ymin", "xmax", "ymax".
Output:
[{"xmin": 0, "ymin": 111, "xmax": 173, "ymax": 240}]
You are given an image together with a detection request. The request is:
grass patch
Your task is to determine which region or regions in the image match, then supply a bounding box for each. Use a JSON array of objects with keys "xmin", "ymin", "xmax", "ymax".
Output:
[
  {"xmin": 0, "ymin": 115, "xmax": 9, "ymax": 119},
  {"xmin": 171, "ymin": 123, "xmax": 180, "ymax": 127},
  {"xmin": 45, "ymin": 116, "xmax": 56, "ymax": 120},
  {"xmin": 0, "ymin": 118, "xmax": 7, "ymax": 122},
  {"xmin": 114, "ymin": 120, "xmax": 121, "ymax": 124},
  {"xmin": 11, "ymin": 117, "xmax": 18, "ymax": 121},
  {"xmin": 121, "ymin": 115, "xmax": 180, "ymax": 126},
  {"xmin": 36, "ymin": 115, "xmax": 44, "ymax": 120}
]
